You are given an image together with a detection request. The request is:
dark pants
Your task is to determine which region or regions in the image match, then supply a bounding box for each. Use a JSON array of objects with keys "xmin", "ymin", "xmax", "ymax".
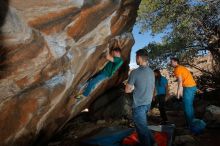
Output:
[{"xmin": 151, "ymin": 94, "xmax": 168, "ymax": 122}]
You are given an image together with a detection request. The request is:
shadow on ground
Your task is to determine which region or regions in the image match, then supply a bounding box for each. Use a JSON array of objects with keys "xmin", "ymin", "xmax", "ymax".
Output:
[{"xmin": 47, "ymin": 89, "xmax": 220, "ymax": 146}]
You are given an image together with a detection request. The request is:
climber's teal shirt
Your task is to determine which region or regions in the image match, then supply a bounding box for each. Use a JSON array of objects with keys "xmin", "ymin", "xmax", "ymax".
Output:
[{"xmin": 102, "ymin": 57, "xmax": 123, "ymax": 77}]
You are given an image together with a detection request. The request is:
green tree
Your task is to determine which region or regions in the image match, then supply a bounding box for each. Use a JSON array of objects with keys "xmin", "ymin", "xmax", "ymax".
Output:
[{"xmin": 137, "ymin": 0, "xmax": 220, "ymax": 82}]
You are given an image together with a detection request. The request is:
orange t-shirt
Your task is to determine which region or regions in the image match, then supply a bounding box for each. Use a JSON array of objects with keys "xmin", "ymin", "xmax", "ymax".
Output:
[{"xmin": 174, "ymin": 65, "xmax": 196, "ymax": 87}]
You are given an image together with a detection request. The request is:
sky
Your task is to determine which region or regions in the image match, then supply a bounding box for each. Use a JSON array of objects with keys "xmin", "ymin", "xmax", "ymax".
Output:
[{"xmin": 129, "ymin": 25, "xmax": 165, "ymax": 69}]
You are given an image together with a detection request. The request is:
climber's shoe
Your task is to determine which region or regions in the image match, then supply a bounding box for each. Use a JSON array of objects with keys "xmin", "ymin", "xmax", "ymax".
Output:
[{"xmin": 75, "ymin": 94, "xmax": 86, "ymax": 99}]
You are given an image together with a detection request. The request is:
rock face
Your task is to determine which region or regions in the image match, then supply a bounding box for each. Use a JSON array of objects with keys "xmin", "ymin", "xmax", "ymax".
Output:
[
  {"xmin": 0, "ymin": 0, "xmax": 140, "ymax": 145},
  {"xmin": 89, "ymin": 85, "xmax": 133, "ymax": 120}
]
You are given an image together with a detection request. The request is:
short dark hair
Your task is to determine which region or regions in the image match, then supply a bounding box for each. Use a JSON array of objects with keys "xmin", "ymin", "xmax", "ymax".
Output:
[
  {"xmin": 171, "ymin": 57, "xmax": 180, "ymax": 64},
  {"xmin": 111, "ymin": 47, "xmax": 121, "ymax": 52},
  {"xmin": 136, "ymin": 49, "xmax": 148, "ymax": 61},
  {"xmin": 154, "ymin": 69, "xmax": 161, "ymax": 74}
]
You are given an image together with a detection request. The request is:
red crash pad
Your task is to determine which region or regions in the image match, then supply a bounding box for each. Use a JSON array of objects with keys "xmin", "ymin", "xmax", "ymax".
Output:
[{"xmin": 122, "ymin": 131, "xmax": 168, "ymax": 146}]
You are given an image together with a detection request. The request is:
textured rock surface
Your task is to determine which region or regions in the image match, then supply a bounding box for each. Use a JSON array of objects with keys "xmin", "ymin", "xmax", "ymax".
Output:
[
  {"xmin": 89, "ymin": 85, "xmax": 133, "ymax": 120},
  {"xmin": 204, "ymin": 105, "xmax": 220, "ymax": 128},
  {"xmin": 0, "ymin": 0, "xmax": 140, "ymax": 145}
]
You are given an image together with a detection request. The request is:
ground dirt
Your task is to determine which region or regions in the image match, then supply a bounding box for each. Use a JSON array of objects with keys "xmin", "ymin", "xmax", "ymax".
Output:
[{"xmin": 47, "ymin": 90, "xmax": 220, "ymax": 146}]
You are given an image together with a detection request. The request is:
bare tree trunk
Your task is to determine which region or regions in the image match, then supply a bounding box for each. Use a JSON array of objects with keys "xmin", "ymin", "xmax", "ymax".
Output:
[{"xmin": 209, "ymin": 46, "xmax": 220, "ymax": 85}]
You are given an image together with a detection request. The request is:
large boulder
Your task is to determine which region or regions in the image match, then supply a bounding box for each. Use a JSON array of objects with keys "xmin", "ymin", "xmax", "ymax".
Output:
[
  {"xmin": 89, "ymin": 85, "xmax": 133, "ymax": 120},
  {"xmin": 0, "ymin": 0, "xmax": 141, "ymax": 145},
  {"xmin": 204, "ymin": 105, "xmax": 220, "ymax": 128}
]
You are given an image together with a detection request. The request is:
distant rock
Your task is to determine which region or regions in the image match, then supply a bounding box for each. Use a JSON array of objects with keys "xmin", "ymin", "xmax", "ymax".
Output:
[
  {"xmin": 174, "ymin": 135, "xmax": 196, "ymax": 145},
  {"xmin": 204, "ymin": 105, "xmax": 220, "ymax": 128}
]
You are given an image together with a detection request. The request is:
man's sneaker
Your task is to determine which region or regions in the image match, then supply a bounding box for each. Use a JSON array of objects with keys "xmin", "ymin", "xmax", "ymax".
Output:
[
  {"xmin": 129, "ymin": 123, "xmax": 135, "ymax": 128},
  {"xmin": 75, "ymin": 94, "xmax": 86, "ymax": 99}
]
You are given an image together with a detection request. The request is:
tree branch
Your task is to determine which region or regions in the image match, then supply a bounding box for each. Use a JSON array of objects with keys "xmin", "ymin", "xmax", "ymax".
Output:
[{"xmin": 183, "ymin": 62, "xmax": 214, "ymax": 76}]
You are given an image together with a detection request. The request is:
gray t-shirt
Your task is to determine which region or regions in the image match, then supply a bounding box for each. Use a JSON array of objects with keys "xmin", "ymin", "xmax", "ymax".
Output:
[{"xmin": 128, "ymin": 66, "xmax": 155, "ymax": 108}]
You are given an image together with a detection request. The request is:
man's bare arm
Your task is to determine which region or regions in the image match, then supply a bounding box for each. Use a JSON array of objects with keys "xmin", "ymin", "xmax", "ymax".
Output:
[
  {"xmin": 105, "ymin": 48, "xmax": 114, "ymax": 62},
  {"xmin": 177, "ymin": 76, "xmax": 183, "ymax": 99},
  {"xmin": 125, "ymin": 84, "xmax": 133, "ymax": 93},
  {"xmin": 106, "ymin": 54, "xmax": 114, "ymax": 62}
]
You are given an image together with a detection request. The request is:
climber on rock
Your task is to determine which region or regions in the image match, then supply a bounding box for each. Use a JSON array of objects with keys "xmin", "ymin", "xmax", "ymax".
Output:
[{"xmin": 76, "ymin": 47, "xmax": 123, "ymax": 99}]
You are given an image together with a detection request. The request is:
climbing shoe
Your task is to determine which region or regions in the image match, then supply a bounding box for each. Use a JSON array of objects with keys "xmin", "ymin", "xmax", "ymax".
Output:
[{"xmin": 75, "ymin": 94, "xmax": 86, "ymax": 99}]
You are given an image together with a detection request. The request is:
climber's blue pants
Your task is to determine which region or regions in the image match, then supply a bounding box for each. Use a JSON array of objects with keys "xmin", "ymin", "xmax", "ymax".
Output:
[{"xmin": 83, "ymin": 72, "xmax": 108, "ymax": 96}]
